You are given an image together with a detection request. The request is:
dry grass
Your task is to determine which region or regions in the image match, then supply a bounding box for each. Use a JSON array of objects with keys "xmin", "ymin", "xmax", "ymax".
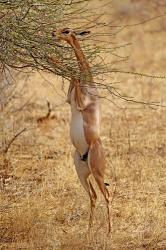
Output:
[{"xmin": 0, "ymin": 1, "xmax": 166, "ymax": 249}]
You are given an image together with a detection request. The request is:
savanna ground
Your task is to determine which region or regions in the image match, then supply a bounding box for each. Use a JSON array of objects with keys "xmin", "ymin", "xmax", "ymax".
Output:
[{"xmin": 0, "ymin": 1, "xmax": 166, "ymax": 249}]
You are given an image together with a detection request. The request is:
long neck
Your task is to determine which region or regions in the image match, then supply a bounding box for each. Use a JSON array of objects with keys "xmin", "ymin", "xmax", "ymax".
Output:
[{"xmin": 68, "ymin": 36, "xmax": 93, "ymax": 84}]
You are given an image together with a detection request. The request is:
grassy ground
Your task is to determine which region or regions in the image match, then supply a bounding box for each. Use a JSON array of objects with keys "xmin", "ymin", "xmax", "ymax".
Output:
[{"xmin": 0, "ymin": 1, "xmax": 166, "ymax": 249}]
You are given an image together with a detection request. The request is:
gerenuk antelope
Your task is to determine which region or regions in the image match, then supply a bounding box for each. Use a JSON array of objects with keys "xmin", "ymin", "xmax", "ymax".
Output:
[{"xmin": 52, "ymin": 28, "xmax": 111, "ymax": 233}]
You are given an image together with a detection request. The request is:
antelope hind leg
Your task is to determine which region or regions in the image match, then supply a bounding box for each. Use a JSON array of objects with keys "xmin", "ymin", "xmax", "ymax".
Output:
[
  {"xmin": 88, "ymin": 139, "xmax": 112, "ymax": 233},
  {"xmin": 74, "ymin": 150, "xmax": 97, "ymax": 228}
]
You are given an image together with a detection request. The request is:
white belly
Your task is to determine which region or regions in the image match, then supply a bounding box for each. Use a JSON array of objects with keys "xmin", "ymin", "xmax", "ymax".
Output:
[{"xmin": 70, "ymin": 89, "xmax": 88, "ymax": 155}]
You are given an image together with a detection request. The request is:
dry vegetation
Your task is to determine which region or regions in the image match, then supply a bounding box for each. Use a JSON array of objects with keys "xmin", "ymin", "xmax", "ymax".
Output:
[{"xmin": 0, "ymin": 1, "xmax": 166, "ymax": 249}]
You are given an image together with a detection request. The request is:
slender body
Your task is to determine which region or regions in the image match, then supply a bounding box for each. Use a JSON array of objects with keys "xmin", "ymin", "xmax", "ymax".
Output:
[{"xmin": 52, "ymin": 28, "xmax": 111, "ymax": 232}]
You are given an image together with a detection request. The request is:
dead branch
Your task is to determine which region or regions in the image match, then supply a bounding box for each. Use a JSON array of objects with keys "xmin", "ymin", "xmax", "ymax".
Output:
[{"xmin": 1, "ymin": 128, "xmax": 27, "ymax": 154}]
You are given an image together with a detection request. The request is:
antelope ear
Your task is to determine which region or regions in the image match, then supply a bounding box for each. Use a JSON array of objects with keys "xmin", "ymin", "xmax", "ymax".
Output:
[{"xmin": 74, "ymin": 30, "xmax": 91, "ymax": 39}]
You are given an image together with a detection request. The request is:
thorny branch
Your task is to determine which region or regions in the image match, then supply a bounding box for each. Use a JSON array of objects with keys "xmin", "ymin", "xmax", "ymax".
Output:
[{"xmin": 0, "ymin": 0, "xmax": 166, "ymax": 107}]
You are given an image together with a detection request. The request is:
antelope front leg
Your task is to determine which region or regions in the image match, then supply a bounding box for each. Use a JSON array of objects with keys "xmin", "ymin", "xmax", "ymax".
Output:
[
  {"xmin": 74, "ymin": 150, "xmax": 97, "ymax": 229},
  {"xmin": 67, "ymin": 80, "xmax": 74, "ymax": 104}
]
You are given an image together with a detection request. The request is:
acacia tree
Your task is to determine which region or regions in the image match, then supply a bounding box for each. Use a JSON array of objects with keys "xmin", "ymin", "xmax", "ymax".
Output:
[
  {"xmin": 0, "ymin": 0, "xmax": 166, "ymax": 122},
  {"xmin": 0, "ymin": 0, "xmax": 114, "ymax": 80}
]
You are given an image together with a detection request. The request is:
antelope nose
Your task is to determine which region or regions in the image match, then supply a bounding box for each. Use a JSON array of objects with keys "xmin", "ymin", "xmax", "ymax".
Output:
[{"xmin": 52, "ymin": 31, "xmax": 56, "ymax": 37}]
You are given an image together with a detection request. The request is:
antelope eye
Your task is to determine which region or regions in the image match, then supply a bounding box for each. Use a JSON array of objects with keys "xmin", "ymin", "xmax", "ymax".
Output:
[{"xmin": 62, "ymin": 30, "xmax": 70, "ymax": 34}]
